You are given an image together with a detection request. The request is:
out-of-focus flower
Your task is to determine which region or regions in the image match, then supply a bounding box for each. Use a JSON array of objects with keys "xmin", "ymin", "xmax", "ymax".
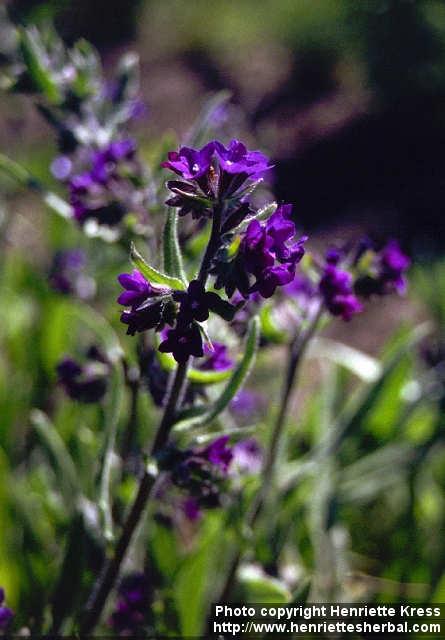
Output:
[
  {"xmin": 319, "ymin": 263, "xmax": 363, "ymax": 321},
  {"xmin": 231, "ymin": 439, "xmax": 263, "ymax": 475},
  {"xmin": 201, "ymin": 436, "xmax": 233, "ymax": 473},
  {"xmin": 56, "ymin": 346, "xmax": 109, "ymax": 403},
  {"xmin": 0, "ymin": 588, "xmax": 13, "ymax": 631},
  {"xmin": 180, "ymin": 497, "xmax": 202, "ymax": 522},
  {"xmin": 230, "ymin": 389, "xmax": 265, "ymax": 420},
  {"xmin": 199, "ymin": 342, "xmax": 233, "ymax": 371},
  {"xmin": 355, "ymin": 239, "xmax": 411, "ymax": 297},
  {"xmin": 65, "ymin": 138, "xmax": 147, "ymax": 229},
  {"xmin": 49, "ymin": 249, "xmax": 95, "ymax": 299},
  {"xmin": 109, "ymin": 572, "xmax": 152, "ymax": 635}
]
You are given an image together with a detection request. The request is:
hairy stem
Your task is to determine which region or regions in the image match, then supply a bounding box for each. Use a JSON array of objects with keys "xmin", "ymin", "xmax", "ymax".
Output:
[
  {"xmin": 79, "ymin": 203, "xmax": 222, "ymax": 634},
  {"xmin": 215, "ymin": 307, "xmax": 323, "ymax": 605}
]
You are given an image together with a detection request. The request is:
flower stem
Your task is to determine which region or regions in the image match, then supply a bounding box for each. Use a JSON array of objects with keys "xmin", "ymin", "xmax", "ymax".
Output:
[
  {"xmin": 80, "ymin": 361, "xmax": 189, "ymax": 634},
  {"xmin": 79, "ymin": 204, "xmax": 223, "ymax": 634},
  {"xmin": 215, "ymin": 307, "xmax": 324, "ymax": 605}
]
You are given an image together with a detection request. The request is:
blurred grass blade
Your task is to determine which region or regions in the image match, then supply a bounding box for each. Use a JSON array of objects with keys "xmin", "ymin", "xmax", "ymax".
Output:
[
  {"xmin": 131, "ymin": 242, "xmax": 185, "ymax": 290},
  {"xmin": 98, "ymin": 361, "xmax": 125, "ymax": 542},
  {"xmin": 50, "ymin": 512, "xmax": 86, "ymax": 634},
  {"xmin": 173, "ymin": 316, "xmax": 260, "ymax": 431},
  {"xmin": 30, "ymin": 410, "xmax": 79, "ymax": 506},
  {"xmin": 323, "ymin": 322, "xmax": 431, "ymax": 456},
  {"xmin": 308, "ymin": 337, "xmax": 381, "ymax": 382},
  {"xmin": 0, "ymin": 152, "xmax": 72, "ymax": 218},
  {"xmin": 186, "ymin": 90, "xmax": 232, "ymax": 147},
  {"xmin": 19, "ymin": 27, "xmax": 61, "ymax": 104},
  {"xmin": 163, "ymin": 208, "xmax": 187, "ymax": 283}
]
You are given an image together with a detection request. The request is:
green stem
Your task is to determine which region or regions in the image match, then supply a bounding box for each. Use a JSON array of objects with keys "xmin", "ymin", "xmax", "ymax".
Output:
[
  {"xmin": 79, "ymin": 203, "xmax": 222, "ymax": 634},
  {"xmin": 216, "ymin": 307, "xmax": 324, "ymax": 605}
]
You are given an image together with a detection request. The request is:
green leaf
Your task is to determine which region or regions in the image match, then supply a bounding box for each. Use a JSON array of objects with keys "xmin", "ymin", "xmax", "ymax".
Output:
[
  {"xmin": 174, "ymin": 515, "xmax": 222, "ymax": 636},
  {"xmin": 173, "ymin": 316, "xmax": 260, "ymax": 431},
  {"xmin": 19, "ymin": 28, "xmax": 61, "ymax": 104},
  {"xmin": 130, "ymin": 242, "xmax": 185, "ymax": 290},
  {"xmin": 162, "ymin": 208, "xmax": 187, "ymax": 283},
  {"xmin": 238, "ymin": 564, "xmax": 291, "ymax": 603},
  {"xmin": 156, "ymin": 345, "xmax": 233, "ymax": 384},
  {"xmin": 231, "ymin": 201, "xmax": 277, "ymax": 234}
]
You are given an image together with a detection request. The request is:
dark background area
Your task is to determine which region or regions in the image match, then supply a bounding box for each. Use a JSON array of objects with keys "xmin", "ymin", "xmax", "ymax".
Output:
[{"xmin": 5, "ymin": 0, "xmax": 445, "ymax": 252}]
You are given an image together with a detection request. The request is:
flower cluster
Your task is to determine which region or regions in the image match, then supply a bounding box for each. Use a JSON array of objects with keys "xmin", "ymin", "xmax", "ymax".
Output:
[
  {"xmin": 55, "ymin": 138, "xmax": 148, "ymax": 230},
  {"xmin": 157, "ymin": 436, "xmax": 262, "ymax": 520},
  {"xmin": 354, "ymin": 239, "xmax": 411, "ymax": 297},
  {"xmin": 56, "ymin": 346, "xmax": 109, "ymax": 403},
  {"xmin": 319, "ymin": 250, "xmax": 363, "ymax": 321},
  {"xmin": 109, "ymin": 572, "xmax": 152, "ymax": 635},
  {"xmin": 214, "ymin": 204, "xmax": 307, "ymax": 299},
  {"xmin": 0, "ymin": 588, "xmax": 13, "ymax": 631},
  {"xmin": 118, "ymin": 271, "xmax": 237, "ymax": 363},
  {"xmin": 139, "ymin": 341, "xmax": 232, "ymax": 408},
  {"xmin": 157, "ymin": 436, "xmax": 234, "ymax": 511},
  {"xmin": 49, "ymin": 249, "xmax": 95, "ymax": 299},
  {"xmin": 163, "ymin": 138, "xmax": 272, "ymax": 222}
]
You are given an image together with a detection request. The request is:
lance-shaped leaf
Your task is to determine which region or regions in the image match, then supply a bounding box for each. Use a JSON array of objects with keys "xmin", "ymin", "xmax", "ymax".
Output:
[
  {"xmin": 231, "ymin": 201, "xmax": 277, "ymax": 235},
  {"xmin": 173, "ymin": 316, "xmax": 260, "ymax": 431},
  {"xmin": 163, "ymin": 207, "xmax": 187, "ymax": 283},
  {"xmin": 131, "ymin": 242, "xmax": 185, "ymax": 290}
]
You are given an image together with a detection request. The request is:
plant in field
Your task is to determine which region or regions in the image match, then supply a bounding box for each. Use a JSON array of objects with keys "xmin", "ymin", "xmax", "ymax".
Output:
[{"xmin": 0, "ymin": 12, "xmax": 432, "ymax": 639}]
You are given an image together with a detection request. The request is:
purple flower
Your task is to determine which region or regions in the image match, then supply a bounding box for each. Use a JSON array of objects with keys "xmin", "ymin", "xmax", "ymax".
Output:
[
  {"xmin": 199, "ymin": 342, "xmax": 233, "ymax": 371},
  {"xmin": 0, "ymin": 588, "xmax": 13, "ymax": 631},
  {"xmin": 161, "ymin": 142, "xmax": 215, "ymax": 180},
  {"xmin": 117, "ymin": 270, "xmax": 169, "ymax": 307},
  {"xmin": 172, "ymin": 280, "xmax": 214, "ymax": 323},
  {"xmin": 66, "ymin": 138, "xmax": 143, "ymax": 228},
  {"xmin": 181, "ymin": 497, "xmax": 202, "ymax": 522},
  {"xmin": 226, "ymin": 204, "xmax": 306, "ymax": 299},
  {"xmin": 231, "ymin": 438, "xmax": 263, "ymax": 474},
  {"xmin": 50, "ymin": 155, "xmax": 72, "ymax": 180},
  {"xmin": 213, "ymin": 139, "xmax": 272, "ymax": 178},
  {"xmin": 163, "ymin": 138, "xmax": 273, "ymax": 215},
  {"xmin": 109, "ymin": 572, "xmax": 152, "ymax": 634},
  {"xmin": 159, "ymin": 323, "xmax": 204, "ymax": 363},
  {"xmin": 354, "ymin": 239, "xmax": 411, "ymax": 298},
  {"xmin": 49, "ymin": 249, "xmax": 95, "ymax": 299},
  {"xmin": 201, "ymin": 436, "xmax": 234, "ymax": 473},
  {"xmin": 157, "ymin": 438, "xmax": 242, "ymax": 513},
  {"xmin": 319, "ymin": 264, "xmax": 363, "ymax": 321},
  {"xmin": 117, "ymin": 271, "xmax": 175, "ymax": 336},
  {"xmin": 230, "ymin": 389, "xmax": 265, "ymax": 418},
  {"xmin": 56, "ymin": 346, "xmax": 109, "ymax": 403},
  {"xmin": 378, "ymin": 240, "xmax": 411, "ymax": 294}
]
